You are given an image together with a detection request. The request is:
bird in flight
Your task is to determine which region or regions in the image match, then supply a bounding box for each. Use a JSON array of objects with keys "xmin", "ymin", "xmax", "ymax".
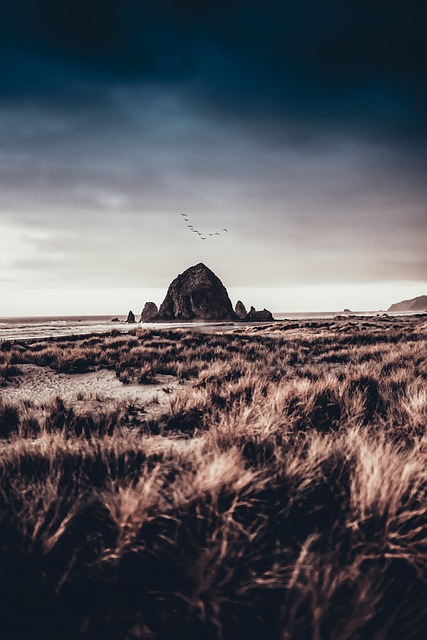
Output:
[{"xmin": 179, "ymin": 213, "xmax": 229, "ymax": 239}]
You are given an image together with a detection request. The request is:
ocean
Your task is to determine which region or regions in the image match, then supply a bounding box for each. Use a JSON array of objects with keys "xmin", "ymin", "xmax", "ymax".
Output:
[{"xmin": 0, "ymin": 311, "xmax": 420, "ymax": 342}]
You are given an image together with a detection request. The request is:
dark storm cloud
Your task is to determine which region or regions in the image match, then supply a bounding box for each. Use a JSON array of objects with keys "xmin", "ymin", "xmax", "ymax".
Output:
[{"xmin": 1, "ymin": 1, "xmax": 426, "ymax": 139}]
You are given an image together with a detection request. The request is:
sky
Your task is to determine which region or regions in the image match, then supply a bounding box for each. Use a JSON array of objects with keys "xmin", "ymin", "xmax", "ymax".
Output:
[{"xmin": 1, "ymin": 0, "xmax": 426, "ymax": 315}]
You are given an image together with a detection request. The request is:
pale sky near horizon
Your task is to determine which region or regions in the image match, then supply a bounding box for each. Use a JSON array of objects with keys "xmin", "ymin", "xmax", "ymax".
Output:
[{"xmin": 1, "ymin": 2, "xmax": 426, "ymax": 316}]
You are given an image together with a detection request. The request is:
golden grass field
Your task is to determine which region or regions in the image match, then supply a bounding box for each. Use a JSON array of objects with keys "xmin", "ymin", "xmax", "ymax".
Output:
[{"xmin": 0, "ymin": 315, "xmax": 426, "ymax": 639}]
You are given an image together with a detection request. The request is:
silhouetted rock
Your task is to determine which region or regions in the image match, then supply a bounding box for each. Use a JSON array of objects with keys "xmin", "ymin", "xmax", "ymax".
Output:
[
  {"xmin": 246, "ymin": 306, "xmax": 274, "ymax": 321},
  {"xmin": 235, "ymin": 300, "xmax": 247, "ymax": 319},
  {"xmin": 343, "ymin": 308, "xmax": 352, "ymax": 313},
  {"xmin": 140, "ymin": 302, "xmax": 158, "ymax": 322},
  {"xmin": 110, "ymin": 317, "xmax": 120, "ymax": 323},
  {"xmin": 155, "ymin": 263, "xmax": 238, "ymax": 321},
  {"xmin": 388, "ymin": 295, "xmax": 427, "ymax": 312},
  {"xmin": 126, "ymin": 310, "xmax": 136, "ymax": 323}
]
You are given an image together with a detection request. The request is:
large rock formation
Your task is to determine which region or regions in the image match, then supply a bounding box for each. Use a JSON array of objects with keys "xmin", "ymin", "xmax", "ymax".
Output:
[
  {"xmin": 235, "ymin": 300, "xmax": 247, "ymax": 319},
  {"xmin": 140, "ymin": 301, "xmax": 158, "ymax": 322},
  {"xmin": 155, "ymin": 263, "xmax": 238, "ymax": 321},
  {"xmin": 246, "ymin": 306, "xmax": 274, "ymax": 321},
  {"xmin": 388, "ymin": 295, "xmax": 427, "ymax": 312}
]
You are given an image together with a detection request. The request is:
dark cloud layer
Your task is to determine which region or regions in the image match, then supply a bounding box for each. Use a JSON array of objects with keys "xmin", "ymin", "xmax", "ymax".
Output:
[{"xmin": 2, "ymin": 1, "xmax": 427, "ymax": 134}]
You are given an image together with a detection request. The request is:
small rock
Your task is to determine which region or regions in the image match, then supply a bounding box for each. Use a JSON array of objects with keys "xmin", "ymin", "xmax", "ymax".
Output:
[
  {"xmin": 246, "ymin": 306, "xmax": 274, "ymax": 321},
  {"xmin": 126, "ymin": 310, "xmax": 136, "ymax": 324},
  {"xmin": 235, "ymin": 300, "xmax": 247, "ymax": 319},
  {"xmin": 140, "ymin": 302, "xmax": 159, "ymax": 322}
]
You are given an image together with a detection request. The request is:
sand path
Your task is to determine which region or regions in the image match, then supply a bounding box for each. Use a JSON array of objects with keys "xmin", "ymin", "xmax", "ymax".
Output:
[{"xmin": 0, "ymin": 365, "xmax": 179, "ymax": 417}]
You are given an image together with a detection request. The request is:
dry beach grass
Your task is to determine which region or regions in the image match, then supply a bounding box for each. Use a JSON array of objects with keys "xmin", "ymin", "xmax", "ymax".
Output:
[{"xmin": 0, "ymin": 315, "xmax": 426, "ymax": 639}]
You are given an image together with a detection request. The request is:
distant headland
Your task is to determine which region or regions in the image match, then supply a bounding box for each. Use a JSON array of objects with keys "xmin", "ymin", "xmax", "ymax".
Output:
[{"xmin": 388, "ymin": 295, "xmax": 427, "ymax": 312}]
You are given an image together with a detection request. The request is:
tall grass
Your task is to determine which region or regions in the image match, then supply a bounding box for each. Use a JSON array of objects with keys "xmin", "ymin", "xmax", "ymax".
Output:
[{"xmin": 0, "ymin": 316, "xmax": 426, "ymax": 638}]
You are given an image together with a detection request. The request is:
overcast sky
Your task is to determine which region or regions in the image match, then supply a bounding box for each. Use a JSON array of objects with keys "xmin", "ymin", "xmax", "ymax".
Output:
[{"xmin": 1, "ymin": 1, "xmax": 426, "ymax": 315}]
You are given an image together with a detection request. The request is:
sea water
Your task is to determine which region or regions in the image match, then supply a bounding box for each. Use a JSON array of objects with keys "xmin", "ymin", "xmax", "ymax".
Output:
[{"xmin": 0, "ymin": 311, "xmax": 421, "ymax": 342}]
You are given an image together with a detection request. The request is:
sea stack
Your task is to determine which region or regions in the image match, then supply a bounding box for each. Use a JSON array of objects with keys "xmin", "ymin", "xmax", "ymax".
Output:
[
  {"xmin": 126, "ymin": 310, "xmax": 136, "ymax": 323},
  {"xmin": 154, "ymin": 263, "xmax": 238, "ymax": 321},
  {"xmin": 140, "ymin": 302, "xmax": 158, "ymax": 322},
  {"xmin": 235, "ymin": 300, "xmax": 247, "ymax": 319},
  {"xmin": 246, "ymin": 306, "xmax": 274, "ymax": 321}
]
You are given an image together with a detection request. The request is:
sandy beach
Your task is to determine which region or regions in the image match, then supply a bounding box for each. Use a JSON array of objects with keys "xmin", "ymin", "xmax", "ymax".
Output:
[{"xmin": 1, "ymin": 363, "xmax": 180, "ymax": 420}]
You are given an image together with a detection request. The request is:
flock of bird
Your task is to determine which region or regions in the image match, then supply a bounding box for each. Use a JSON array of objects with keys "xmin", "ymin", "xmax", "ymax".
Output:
[{"xmin": 180, "ymin": 213, "xmax": 228, "ymax": 240}]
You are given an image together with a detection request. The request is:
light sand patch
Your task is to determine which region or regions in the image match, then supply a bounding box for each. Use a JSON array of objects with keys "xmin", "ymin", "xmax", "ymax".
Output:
[{"xmin": 0, "ymin": 364, "xmax": 179, "ymax": 418}]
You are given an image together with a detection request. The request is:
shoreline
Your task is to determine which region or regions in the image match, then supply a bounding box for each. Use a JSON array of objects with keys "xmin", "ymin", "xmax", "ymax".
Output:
[{"xmin": 1, "ymin": 311, "xmax": 426, "ymax": 343}]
